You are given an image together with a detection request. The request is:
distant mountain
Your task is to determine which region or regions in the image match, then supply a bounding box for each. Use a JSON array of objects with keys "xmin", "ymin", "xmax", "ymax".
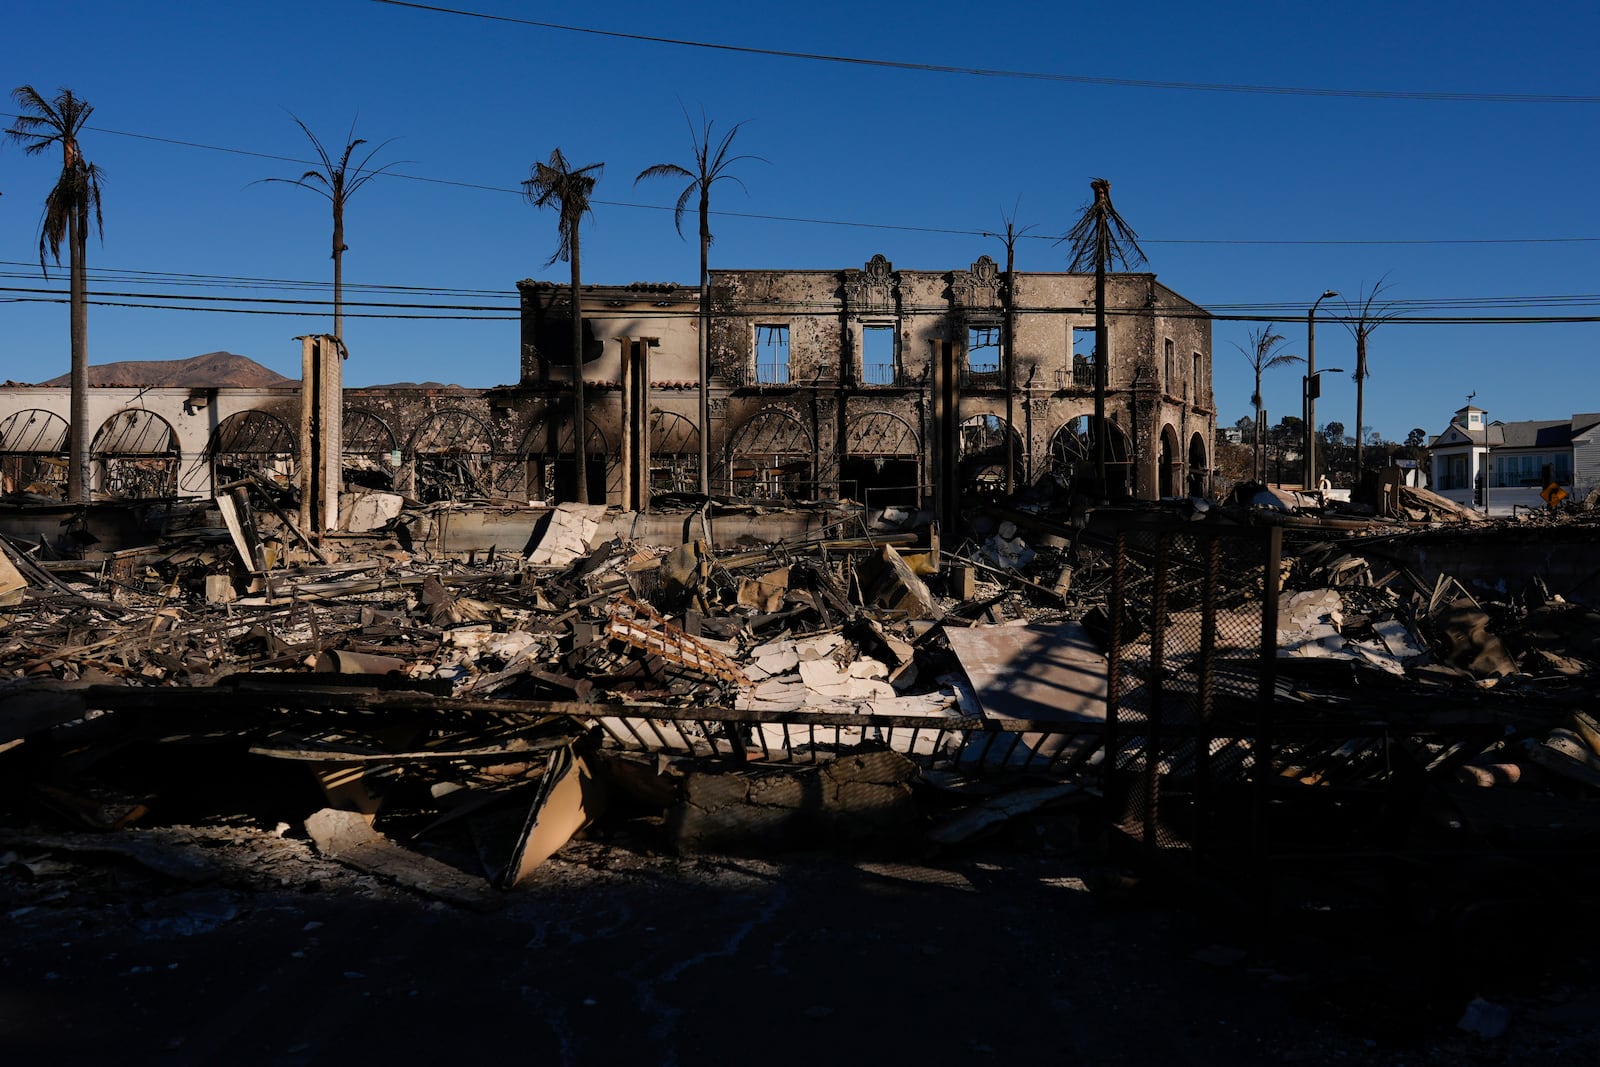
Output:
[{"xmin": 37, "ymin": 351, "xmax": 294, "ymax": 388}]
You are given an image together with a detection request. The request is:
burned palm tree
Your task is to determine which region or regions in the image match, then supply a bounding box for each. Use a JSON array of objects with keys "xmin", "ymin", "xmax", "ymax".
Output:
[
  {"xmin": 6, "ymin": 86, "xmax": 105, "ymax": 503},
  {"xmin": 258, "ymin": 115, "xmax": 403, "ymax": 342},
  {"xmin": 524, "ymin": 149, "xmax": 604, "ymax": 504},
  {"xmin": 1061, "ymin": 178, "xmax": 1145, "ymax": 497},
  {"xmin": 1339, "ymin": 277, "xmax": 1399, "ymax": 478},
  {"xmin": 635, "ymin": 111, "xmax": 764, "ymax": 496},
  {"xmin": 1232, "ymin": 328, "xmax": 1302, "ymax": 482}
]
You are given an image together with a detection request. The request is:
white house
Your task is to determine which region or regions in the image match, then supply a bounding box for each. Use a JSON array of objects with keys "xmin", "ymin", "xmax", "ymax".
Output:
[{"xmin": 1429, "ymin": 404, "xmax": 1600, "ymax": 511}]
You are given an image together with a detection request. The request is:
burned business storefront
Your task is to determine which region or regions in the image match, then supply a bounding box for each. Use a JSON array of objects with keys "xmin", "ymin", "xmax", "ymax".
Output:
[{"xmin": 515, "ymin": 255, "xmax": 1216, "ymax": 512}]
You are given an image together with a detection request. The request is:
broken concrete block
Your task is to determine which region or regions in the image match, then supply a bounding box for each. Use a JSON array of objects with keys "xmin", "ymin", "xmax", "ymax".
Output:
[
  {"xmin": 665, "ymin": 748, "xmax": 919, "ymax": 852},
  {"xmin": 306, "ymin": 808, "xmax": 495, "ymax": 909},
  {"xmin": 527, "ymin": 503, "xmax": 608, "ymax": 567},
  {"xmin": 343, "ymin": 491, "xmax": 404, "ymax": 533}
]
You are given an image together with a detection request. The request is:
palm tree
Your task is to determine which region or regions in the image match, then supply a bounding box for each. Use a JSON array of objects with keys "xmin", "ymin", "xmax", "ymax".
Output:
[
  {"xmin": 6, "ymin": 86, "xmax": 105, "ymax": 503},
  {"xmin": 1061, "ymin": 178, "xmax": 1145, "ymax": 498},
  {"xmin": 1339, "ymin": 277, "xmax": 1398, "ymax": 479},
  {"xmin": 635, "ymin": 112, "xmax": 764, "ymax": 496},
  {"xmin": 524, "ymin": 149, "xmax": 604, "ymax": 504},
  {"xmin": 258, "ymin": 115, "xmax": 402, "ymax": 342},
  {"xmin": 1233, "ymin": 328, "xmax": 1302, "ymax": 482}
]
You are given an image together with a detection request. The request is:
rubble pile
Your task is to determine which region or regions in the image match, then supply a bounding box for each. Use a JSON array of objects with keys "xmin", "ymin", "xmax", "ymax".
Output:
[{"xmin": 3, "ymin": 485, "xmax": 1600, "ymax": 909}]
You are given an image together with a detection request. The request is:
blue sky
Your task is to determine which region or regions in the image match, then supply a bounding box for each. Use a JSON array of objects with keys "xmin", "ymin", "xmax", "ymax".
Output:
[{"xmin": 3, "ymin": 0, "xmax": 1596, "ymax": 443}]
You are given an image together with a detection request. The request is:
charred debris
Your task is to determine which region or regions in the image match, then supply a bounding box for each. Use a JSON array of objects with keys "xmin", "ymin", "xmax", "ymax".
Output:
[{"xmin": 4, "ymin": 477, "xmax": 1600, "ymax": 974}]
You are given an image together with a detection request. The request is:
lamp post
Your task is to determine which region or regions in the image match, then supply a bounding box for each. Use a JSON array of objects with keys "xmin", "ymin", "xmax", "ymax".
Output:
[
  {"xmin": 1305, "ymin": 289, "xmax": 1339, "ymax": 491},
  {"xmin": 1303, "ymin": 367, "xmax": 1344, "ymax": 489}
]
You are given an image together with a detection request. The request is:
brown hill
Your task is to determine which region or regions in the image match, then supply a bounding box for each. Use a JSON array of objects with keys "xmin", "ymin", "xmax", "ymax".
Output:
[{"xmin": 38, "ymin": 352, "xmax": 294, "ymax": 388}]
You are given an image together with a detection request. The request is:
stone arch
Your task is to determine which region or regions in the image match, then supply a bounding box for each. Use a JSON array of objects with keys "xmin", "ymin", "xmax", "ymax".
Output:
[
  {"xmin": 343, "ymin": 408, "xmax": 401, "ymax": 490},
  {"xmin": 842, "ymin": 409, "xmax": 921, "ymax": 506},
  {"xmin": 409, "ymin": 408, "xmax": 493, "ymax": 503},
  {"xmin": 0, "ymin": 409, "xmax": 69, "ymax": 496},
  {"xmin": 957, "ymin": 413, "xmax": 1022, "ymax": 495},
  {"xmin": 726, "ymin": 409, "xmax": 815, "ymax": 498},
  {"xmin": 515, "ymin": 409, "xmax": 614, "ymax": 504},
  {"xmin": 1158, "ymin": 423, "xmax": 1182, "ymax": 499},
  {"xmin": 91, "ymin": 409, "xmax": 181, "ymax": 499},
  {"xmin": 190, "ymin": 409, "xmax": 297, "ymax": 493},
  {"xmin": 1047, "ymin": 416, "xmax": 1133, "ymax": 492},
  {"xmin": 649, "ymin": 409, "xmax": 701, "ymax": 496},
  {"xmin": 1187, "ymin": 431, "xmax": 1209, "ymax": 498}
]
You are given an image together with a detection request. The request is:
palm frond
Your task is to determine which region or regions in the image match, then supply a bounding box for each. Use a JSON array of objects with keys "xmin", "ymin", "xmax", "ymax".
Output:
[
  {"xmin": 634, "ymin": 107, "xmax": 763, "ymax": 245},
  {"xmin": 1058, "ymin": 177, "xmax": 1146, "ymax": 273},
  {"xmin": 523, "ymin": 149, "xmax": 604, "ymax": 267}
]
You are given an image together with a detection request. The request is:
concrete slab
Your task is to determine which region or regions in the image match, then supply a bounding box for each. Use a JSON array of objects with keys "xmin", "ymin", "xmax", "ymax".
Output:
[{"xmin": 944, "ymin": 621, "xmax": 1108, "ymax": 725}]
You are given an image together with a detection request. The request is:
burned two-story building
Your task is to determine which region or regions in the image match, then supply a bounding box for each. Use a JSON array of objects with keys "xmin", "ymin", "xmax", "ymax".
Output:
[
  {"xmin": 0, "ymin": 256, "xmax": 1215, "ymax": 521},
  {"xmin": 515, "ymin": 254, "xmax": 1215, "ymax": 512}
]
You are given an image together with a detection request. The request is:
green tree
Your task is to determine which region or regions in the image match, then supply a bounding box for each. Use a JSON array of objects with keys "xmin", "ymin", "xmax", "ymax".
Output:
[
  {"xmin": 1404, "ymin": 427, "xmax": 1427, "ymax": 449},
  {"xmin": 635, "ymin": 112, "xmax": 763, "ymax": 496},
  {"xmin": 6, "ymin": 86, "xmax": 105, "ymax": 502},
  {"xmin": 1062, "ymin": 178, "xmax": 1145, "ymax": 497},
  {"xmin": 258, "ymin": 115, "xmax": 402, "ymax": 342},
  {"xmin": 524, "ymin": 149, "xmax": 604, "ymax": 504}
]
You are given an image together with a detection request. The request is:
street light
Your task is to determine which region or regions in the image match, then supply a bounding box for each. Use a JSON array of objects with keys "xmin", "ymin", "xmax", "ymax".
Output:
[
  {"xmin": 1304, "ymin": 366, "xmax": 1344, "ymax": 488},
  {"xmin": 1305, "ymin": 289, "xmax": 1340, "ymax": 490}
]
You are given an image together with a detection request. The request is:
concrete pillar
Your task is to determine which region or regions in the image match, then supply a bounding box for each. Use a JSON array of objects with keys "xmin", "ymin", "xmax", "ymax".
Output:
[{"xmin": 299, "ymin": 334, "xmax": 343, "ymax": 533}]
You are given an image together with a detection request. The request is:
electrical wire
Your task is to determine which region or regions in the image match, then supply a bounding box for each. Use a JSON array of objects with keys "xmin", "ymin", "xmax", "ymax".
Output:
[{"xmin": 370, "ymin": 0, "xmax": 1600, "ymax": 105}]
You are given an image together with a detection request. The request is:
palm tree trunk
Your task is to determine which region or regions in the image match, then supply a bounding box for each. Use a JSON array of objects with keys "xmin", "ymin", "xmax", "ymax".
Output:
[
  {"xmin": 1093, "ymin": 256, "xmax": 1108, "ymax": 498},
  {"xmin": 698, "ymin": 191, "xmax": 711, "ymax": 497},
  {"xmin": 1253, "ymin": 371, "xmax": 1263, "ymax": 482},
  {"xmin": 1003, "ymin": 239, "xmax": 1015, "ymax": 496},
  {"xmin": 68, "ymin": 202, "xmax": 90, "ymax": 503},
  {"xmin": 570, "ymin": 227, "xmax": 589, "ymax": 504},
  {"xmin": 1354, "ymin": 332, "xmax": 1367, "ymax": 480},
  {"xmin": 332, "ymin": 202, "xmax": 345, "ymax": 341}
]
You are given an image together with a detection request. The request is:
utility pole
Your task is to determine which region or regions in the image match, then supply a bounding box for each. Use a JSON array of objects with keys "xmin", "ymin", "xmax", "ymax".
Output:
[{"xmin": 1305, "ymin": 289, "xmax": 1338, "ymax": 491}]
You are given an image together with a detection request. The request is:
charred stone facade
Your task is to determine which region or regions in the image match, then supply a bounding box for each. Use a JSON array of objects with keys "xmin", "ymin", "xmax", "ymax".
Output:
[{"xmin": 516, "ymin": 256, "xmax": 1215, "ymax": 508}]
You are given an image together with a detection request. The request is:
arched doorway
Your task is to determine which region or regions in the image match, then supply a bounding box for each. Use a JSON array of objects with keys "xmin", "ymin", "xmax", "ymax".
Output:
[
  {"xmin": 1047, "ymin": 416, "xmax": 1133, "ymax": 497},
  {"xmin": 725, "ymin": 409, "xmax": 814, "ymax": 499},
  {"xmin": 0, "ymin": 409, "xmax": 69, "ymax": 497},
  {"xmin": 1158, "ymin": 424, "xmax": 1181, "ymax": 499},
  {"xmin": 957, "ymin": 414, "xmax": 1022, "ymax": 497},
  {"xmin": 842, "ymin": 410, "xmax": 920, "ymax": 507},
  {"xmin": 410, "ymin": 409, "xmax": 493, "ymax": 503},
  {"xmin": 1188, "ymin": 431, "xmax": 1209, "ymax": 498},
  {"xmin": 91, "ymin": 409, "xmax": 180, "ymax": 499},
  {"xmin": 518, "ymin": 410, "xmax": 613, "ymax": 504},
  {"xmin": 344, "ymin": 408, "xmax": 400, "ymax": 490},
  {"xmin": 649, "ymin": 410, "xmax": 701, "ymax": 497},
  {"xmin": 200, "ymin": 410, "xmax": 297, "ymax": 492}
]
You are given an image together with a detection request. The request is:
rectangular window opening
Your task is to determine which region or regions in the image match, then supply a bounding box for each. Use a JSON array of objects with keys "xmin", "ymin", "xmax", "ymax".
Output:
[
  {"xmin": 967, "ymin": 325, "xmax": 1001, "ymax": 375},
  {"xmin": 863, "ymin": 325, "xmax": 897, "ymax": 386},
  {"xmin": 1071, "ymin": 326, "xmax": 1097, "ymax": 388},
  {"xmin": 755, "ymin": 325, "xmax": 790, "ymax": 385}
]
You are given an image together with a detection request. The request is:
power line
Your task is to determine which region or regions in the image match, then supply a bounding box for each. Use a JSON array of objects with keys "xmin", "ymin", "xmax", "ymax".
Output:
[
  {"xmin": 370, "ymin": 0, "xmax": 1600, "ymax": 105},
  {"xmin": 7, "ymin": 284, "xmax": 1597, "ymax": 325},
  {"xmin": 8, "ymin": 261, "xmax": 1600, "ymax": 315}
]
